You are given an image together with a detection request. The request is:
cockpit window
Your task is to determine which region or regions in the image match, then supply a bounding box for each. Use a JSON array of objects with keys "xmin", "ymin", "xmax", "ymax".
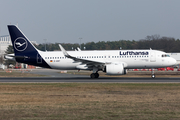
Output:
[{"xmin": 162, "ymin": 54, "xmax": 170, "ymax": 57}]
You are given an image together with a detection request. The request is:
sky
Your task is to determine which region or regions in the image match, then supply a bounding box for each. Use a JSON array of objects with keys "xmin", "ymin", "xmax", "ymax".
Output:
[{"xmin": 0, "ymin": 0, "xmax": 180, "ymax": 44}]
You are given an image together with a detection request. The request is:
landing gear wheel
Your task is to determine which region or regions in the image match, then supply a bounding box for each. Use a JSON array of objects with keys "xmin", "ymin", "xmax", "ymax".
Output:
[
  {"xmin": 95, "ymin": 73, "xmax": 99, "ymax": 78},
  {"xmin": 90, "ymin": 73, "xmax": 95, "ymax": 78},
  {"xmin": 90, "ymin": 73, "xmax": 99, "ymax": 78},
  {"xmin": 151, "ymin": 74, "xmax": 155, "ymax": 79}
]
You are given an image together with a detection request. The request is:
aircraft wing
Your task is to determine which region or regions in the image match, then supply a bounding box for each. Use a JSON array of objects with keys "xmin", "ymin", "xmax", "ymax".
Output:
[{"xmin": 59, "ymin": 44, "xmax": 105, "ymax": 66}]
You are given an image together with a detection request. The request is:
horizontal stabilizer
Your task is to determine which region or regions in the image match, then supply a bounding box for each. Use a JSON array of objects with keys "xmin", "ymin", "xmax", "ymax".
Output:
[
  {"xmin": 4, "ymin": 54, "xmax": 15, "ymax": 61},
  {"xmin": 4, "ymin": 54, "xmax": 28, "ymax": 61}
]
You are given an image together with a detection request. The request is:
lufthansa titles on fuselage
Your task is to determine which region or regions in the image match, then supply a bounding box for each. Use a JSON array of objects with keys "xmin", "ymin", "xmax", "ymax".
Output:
[{"xmin": 119, "ymin": 51, "xmax": 149, "ymax": 56}]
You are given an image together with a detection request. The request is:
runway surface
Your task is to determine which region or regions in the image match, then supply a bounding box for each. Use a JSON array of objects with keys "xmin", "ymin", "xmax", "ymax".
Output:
[
  {"xmin": 0, "ymin": 77, "xmax": 180, "ymax": 83},
  {"xmin": 0, "ymin": 69, "xmax": 180, "ymax": 83}
]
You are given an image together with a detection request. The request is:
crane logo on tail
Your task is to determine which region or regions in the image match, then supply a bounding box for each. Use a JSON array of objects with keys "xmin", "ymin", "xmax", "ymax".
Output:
[{"xmin": 14, "ymin": 37, "xmax": 28, "ymax": 51}]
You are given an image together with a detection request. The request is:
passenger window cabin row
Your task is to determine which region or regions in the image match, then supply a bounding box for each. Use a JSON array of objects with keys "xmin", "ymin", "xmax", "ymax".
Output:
[{"xmin": 45, "ymin": 55, "xmax": 149, "ymax": 59}]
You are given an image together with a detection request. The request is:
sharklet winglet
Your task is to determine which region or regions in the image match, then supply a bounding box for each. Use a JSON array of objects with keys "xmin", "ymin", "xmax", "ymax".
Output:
[{"xmin": 59, "ymin": 44, "xmax": 69, "ymax": 57}]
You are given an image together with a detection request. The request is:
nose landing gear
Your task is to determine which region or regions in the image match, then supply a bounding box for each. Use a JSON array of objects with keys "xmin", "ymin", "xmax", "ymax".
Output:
[
  {"xmin": 151, "ymin": 69, "xmax": 155, "ymax": 78},
  {"xmin": 151, "ymin": 74, "xmax": 155, "ymax": 79}
]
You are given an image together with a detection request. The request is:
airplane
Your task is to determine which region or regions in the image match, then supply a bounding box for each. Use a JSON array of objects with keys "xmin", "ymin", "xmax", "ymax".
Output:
[{"xmin": 5, "ymin": 25, "xmax": 177, "ymax": 78}]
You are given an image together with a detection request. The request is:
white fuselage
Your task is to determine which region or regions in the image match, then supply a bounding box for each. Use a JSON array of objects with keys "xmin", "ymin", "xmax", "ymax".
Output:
[{"xmin": 38, "ymin": 49, "xmax": 176, "ymax": 70}]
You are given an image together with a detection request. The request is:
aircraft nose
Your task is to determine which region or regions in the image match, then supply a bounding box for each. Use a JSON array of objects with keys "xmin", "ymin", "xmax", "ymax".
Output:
[{"xmin": 171, "ymin": 58, "xmax": 177, "ymax": 65}]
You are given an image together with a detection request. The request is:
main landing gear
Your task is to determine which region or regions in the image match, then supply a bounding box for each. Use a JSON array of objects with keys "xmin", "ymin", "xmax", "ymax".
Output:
[
  {"xmin": 90, "ymin": 73, "xmax": 99, "ymax": 78},
  {"xmin": 90, "ymin": 67, "xmax": 99, "ymax": 78}
]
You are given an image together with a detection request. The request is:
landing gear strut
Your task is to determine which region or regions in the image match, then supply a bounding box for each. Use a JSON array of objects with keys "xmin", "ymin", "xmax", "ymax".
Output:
[
  {"xmin": 151, "ymin": 69, "xmax": 155, "ymax": 79},
  {"xmin": 90, "ymin": 73, "xmax": 99, "ymax": 78}
]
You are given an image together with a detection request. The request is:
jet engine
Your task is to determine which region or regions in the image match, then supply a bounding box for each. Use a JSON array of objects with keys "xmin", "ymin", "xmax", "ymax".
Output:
[{"xmin": 104, "ymin": 63, "xmax": 126, "ymax": 75}]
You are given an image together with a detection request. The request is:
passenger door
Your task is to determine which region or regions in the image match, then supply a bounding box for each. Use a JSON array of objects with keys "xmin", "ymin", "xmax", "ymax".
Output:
[{"xmin": 150, "ymin": 51, "xmax": 156, "ymax": 62}]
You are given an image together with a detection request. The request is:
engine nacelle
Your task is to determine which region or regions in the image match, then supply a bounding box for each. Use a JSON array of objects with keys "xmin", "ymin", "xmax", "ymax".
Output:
[{"xmin": 105, "ymin": 63, "xmax": 126, "ymax": 75}]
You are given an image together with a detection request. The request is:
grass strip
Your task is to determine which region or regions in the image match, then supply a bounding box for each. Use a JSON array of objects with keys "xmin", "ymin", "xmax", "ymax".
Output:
[{"xmin": 0, "ymin": 83, "xmax": 179, "ymax": 119}]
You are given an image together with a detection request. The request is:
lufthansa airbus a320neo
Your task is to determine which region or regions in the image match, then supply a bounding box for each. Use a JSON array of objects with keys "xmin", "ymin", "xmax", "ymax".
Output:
[{"xmin": 6, "ymin": 25, "xmax": 176, "ymax": 78}]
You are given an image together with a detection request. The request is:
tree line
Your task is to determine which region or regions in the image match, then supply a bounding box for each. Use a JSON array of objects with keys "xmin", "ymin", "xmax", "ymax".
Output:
[
  {"xmin": 5, "ymin": 35, "xmax": 180, "ymax": 54},
  {"xmin": 34, "ymin": 35, "xmax": 180, "ymax": 52}
]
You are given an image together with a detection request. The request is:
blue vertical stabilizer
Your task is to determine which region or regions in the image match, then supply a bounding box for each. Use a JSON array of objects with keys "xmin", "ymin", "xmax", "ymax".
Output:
[{"xmin": 8, "ymin": 25, "xmax": 51, "ymax": 68}]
